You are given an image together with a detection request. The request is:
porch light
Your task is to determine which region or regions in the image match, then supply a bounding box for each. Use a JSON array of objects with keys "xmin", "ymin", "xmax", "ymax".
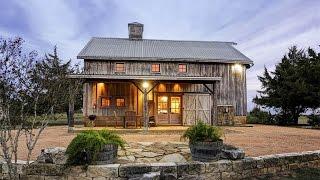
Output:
[
  {"xmin": 232, "ymin": 63, "xmax": 242, "ymax": 74},
  {"xmin": 142, "ymin": 81, "xmax": 149, "ymax": 89}
]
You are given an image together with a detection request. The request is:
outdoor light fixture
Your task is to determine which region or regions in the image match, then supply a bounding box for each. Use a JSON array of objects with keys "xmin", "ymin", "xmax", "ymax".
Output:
[
  {"xmin": 142, "ymin": 81, "xmax": 149, "ymax": 89},
  {"xmin": 232, "ymin": 63, "xmax": 242, "ymax": 74}
]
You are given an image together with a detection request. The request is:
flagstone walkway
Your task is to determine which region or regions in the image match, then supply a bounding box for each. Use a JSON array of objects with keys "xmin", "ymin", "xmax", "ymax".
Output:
[{"xmin": 117, "ymin": 142, "xmax": 191, "ymax": 163}]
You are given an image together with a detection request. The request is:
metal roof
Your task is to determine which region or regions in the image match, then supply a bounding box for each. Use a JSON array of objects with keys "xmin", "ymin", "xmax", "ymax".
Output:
[{"xmin": 78, "ymin": 37, "xmax": 253, "ymax": 64}]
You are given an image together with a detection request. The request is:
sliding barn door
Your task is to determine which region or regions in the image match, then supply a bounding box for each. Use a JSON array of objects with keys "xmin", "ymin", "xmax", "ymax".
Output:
[{"xmin": 183, "ymin": 94, "xmax": 211, "ymax": 125}]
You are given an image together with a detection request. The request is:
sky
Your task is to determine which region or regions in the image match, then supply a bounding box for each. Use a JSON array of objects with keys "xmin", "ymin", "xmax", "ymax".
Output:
[{"xmin": 1, "ymin": 0, "xmax": 320, "ymax": 110}]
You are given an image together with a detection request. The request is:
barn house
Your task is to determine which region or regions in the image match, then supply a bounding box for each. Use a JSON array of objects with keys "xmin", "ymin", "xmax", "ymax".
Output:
[{"xmin": 71, "ymin": 22, "xmax": 253, "ymax": 127}]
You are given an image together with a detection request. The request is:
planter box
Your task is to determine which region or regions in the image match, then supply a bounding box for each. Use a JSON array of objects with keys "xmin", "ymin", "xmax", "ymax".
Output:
[
  {"xmin": 189, "ymin": 140, "xmax": 223, "ymax": 162},
  {"xmin": 96, "ymin": 144, "xmax": 118, "ymax": 164}
]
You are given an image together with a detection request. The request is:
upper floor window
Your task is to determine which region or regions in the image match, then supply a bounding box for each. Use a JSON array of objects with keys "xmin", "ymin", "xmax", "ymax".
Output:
[
  {"xmin": 178, "ymin": 64, "xmax": 187, "ymax": 73},
  {"xmin": 116, "ymin": 98, "xmax": 125, "ymax": 107},
  {"xmin": 115, "ymin": 63, "xmax": 125, "ymax": 72},
  {"xmin": 151, "ymin": 64, "xmax": 160, "ymax": 73}
]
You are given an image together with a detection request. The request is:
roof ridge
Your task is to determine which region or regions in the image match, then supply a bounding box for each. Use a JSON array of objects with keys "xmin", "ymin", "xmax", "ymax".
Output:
[{"xmin": 92, "ymin": 37, "xmax": 237, "ymax": 45}]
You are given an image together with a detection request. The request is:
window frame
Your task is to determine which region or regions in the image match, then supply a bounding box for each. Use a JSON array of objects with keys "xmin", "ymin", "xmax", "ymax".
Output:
[
  {"xmin": 178, "ymin": 64, "xmax": 187, "ymax": 73},
  {"xmin": 115, "ymin": 63, "xmax": 125, "ymax": 73},
  {"xmin": 100, "ymin": 97, "xmax": 111, "ymax": 108},
  {"xmin": 151, "ymin": 63, "xmax": 161, "ymax": 73},
  {"xmin": 116, "ymin": 97, "xmax": 126, "ymax": 107}
]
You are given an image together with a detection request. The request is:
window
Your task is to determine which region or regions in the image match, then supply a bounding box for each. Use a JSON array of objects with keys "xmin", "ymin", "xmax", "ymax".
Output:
[
  {"xmin": 158, "ymin": 96, "xmax": 168, "ymax": 114},
  {"xmin": 116, "ymin": 98, "xmax": 125, "ymax": 107},
  {"xmin": 170, "ymin": 97, "xmax": 181, "ymax": 113},
  {"xmin": 151, "ymin": 64, "xmax": 160, "ymax": 73},
  {"xmin": 115, "ymin": 63, "xmax": 125, "ymax": 72},
  {"xmin": 178, "ymin": 64, "xmax": 187, "ymax": 73},
  {"xmin": 101, "ymin": 97, "xmax": 110, "ymax": 108}
]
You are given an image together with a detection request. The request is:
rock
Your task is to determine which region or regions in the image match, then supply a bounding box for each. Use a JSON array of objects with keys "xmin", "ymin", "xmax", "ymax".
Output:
[
  {"xmin": 136, "ymin": 158, "xmax": 158, "ymax": 163},
  {"xmin": 140, "ymin": 152, "xmax": 162, "ymax": 158},
  {"xmin": 138, "ymin": 142, "xmax": 154, "ymax": 146},
  {"xmin": 117, "ymin": 155, "xmax": 136, "ymax": 163},
  {"xmin": 36, "ymin": 147, "xmax": 67, "ymax": 164},
  {"xmin": 221, "ymin": 144, "xmax": 245, "ymax": 160},
  {"xmin": 159, "ymin": 153, "xmax": 187, "ymax": 163},
  {"xmin": 141, "ymin": 171, "xmax": 160, "ymax": 180},
  {"xmin": 87, "ymin": 164, "xmax": 119, "ymax": 178}
]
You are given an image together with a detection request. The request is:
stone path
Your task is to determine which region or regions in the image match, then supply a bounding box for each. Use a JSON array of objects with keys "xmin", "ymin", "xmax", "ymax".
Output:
[{"xmin": 117, "ymin": 142, "xmax": 191, "ymax": 163}]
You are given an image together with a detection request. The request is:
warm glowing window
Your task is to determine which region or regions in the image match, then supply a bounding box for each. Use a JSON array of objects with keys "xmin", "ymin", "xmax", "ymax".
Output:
[
  {"xmin": 158, "ymin": 96, "xmax": 168, "ymax": 114},
  {"xmin": 101, "ymin": 97, "xmax": 110, "ymax": 108},
  {"xmin": 178, "ymin": 64, "xmax": 187, "ymax": 73},
  {"xmin": 116, "ymin": 98, "xmax": 125, "ymax": 107},
  {"xmin": 170, "ymin": 97, "xmax": 181, "ymax": 114},
  {"xmin": 115, "ymin": 63, "xmax": 125, "ymax": 72},
  {"xmin": 151, "ymin": 64, "xmax": 160, "ymax": 72}
]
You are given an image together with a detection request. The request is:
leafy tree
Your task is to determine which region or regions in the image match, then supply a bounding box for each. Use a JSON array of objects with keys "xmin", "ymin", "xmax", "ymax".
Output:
[
  {"xmin": 254, "ymin": 46, "xmax": 320, "ymax": 125},
  {"xmin": 33, "ymin": 46, "xmax": 83, "ymax": 123}
]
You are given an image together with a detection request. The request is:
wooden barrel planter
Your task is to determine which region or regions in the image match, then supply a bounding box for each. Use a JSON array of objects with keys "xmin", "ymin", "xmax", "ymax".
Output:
[
  {"xmin": 189, "ymin": 140, "xmax": 223, "ymax": 162},
  {"xmin": 96, "ymin": 144, "xmax": 118, "ymax": 164}
]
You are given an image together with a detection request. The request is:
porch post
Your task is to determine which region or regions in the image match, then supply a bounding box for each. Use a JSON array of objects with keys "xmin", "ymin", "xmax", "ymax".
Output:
[{"xmin": 143, "ymin": 89, "xmax": 149, "ymax": 133}]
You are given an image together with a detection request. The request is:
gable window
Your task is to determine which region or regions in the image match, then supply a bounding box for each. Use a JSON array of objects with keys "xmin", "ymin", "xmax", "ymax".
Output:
[
  {"xmin": 101, "ymin": 97, "xmax": 110, "ymax": 108},
  {"xmin": 178, "ymin": 64, "xmax": 187, "ymax": 73},
  {"xmin": 115, "ymin": 63, "xmax": 125, "ymax": 72},
  {"xmin": 151, "ymin": 64, "xmax": 160, "ymax": 73},
  {"xmin": 116, "ymin": 98, "xmax": 125, "ymax": 107}
]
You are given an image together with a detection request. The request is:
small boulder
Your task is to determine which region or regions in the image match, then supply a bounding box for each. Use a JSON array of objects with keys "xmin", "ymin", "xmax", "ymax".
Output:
[
  {"xmin": 221, "ymin": 144, "xmax": 245, "ymax": 160},
  {"xmin": 36, "ymin": 147, "xmax": 67, "ymax": 164},
  {"xmin": 159, "ymin": 153, "xmax": 187, "ymax": 163}
]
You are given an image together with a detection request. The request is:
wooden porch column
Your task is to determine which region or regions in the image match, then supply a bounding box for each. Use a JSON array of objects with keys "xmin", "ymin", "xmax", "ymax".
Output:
[{"xmin": 143, "ymin": 89, "xmax": 149, "ymax": 133}]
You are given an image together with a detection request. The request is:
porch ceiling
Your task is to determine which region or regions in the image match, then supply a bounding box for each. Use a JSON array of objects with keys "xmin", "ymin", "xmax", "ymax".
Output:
[{"xmin": 68, "ymin": 74, "xmax": 221, "ymax": 83}]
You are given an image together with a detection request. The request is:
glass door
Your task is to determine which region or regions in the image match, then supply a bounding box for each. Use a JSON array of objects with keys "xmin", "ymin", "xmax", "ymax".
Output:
[{"xmin": 170, "ymin": 96, "xmax": 181, "ymax": 124}]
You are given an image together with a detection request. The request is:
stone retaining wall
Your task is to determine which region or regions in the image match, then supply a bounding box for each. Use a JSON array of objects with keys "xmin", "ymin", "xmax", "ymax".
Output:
[{"xmin": 1, "ymin": 150, "xmax": 320, "ymax": 179}]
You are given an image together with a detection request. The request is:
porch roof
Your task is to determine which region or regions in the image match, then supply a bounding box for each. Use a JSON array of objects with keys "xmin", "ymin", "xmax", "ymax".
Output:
[{"xmin": 68, "ymin": 74, "xmax": 221, "ymax": 82}]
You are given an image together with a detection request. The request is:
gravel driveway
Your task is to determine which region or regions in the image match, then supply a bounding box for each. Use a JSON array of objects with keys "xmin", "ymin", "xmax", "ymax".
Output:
[{"xmin": 13, "ymin": 124, "xmax": 320, "ymax": 160}]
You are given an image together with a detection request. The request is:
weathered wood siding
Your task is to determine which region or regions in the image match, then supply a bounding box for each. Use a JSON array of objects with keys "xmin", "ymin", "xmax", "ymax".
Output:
[{"xmin": 83, "ymin": 60, "xmax": 247, "ymax": 117}]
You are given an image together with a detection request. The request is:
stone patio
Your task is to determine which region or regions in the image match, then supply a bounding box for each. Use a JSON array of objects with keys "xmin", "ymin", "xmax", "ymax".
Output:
[{"xmin": 117, "ymin": 142, "xmax": 191, "ymax": 163}]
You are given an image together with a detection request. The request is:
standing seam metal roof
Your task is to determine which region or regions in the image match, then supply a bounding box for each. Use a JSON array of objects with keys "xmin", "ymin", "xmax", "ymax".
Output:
[{"xmin": 77, "ymin": 37, "xmax": 253, "ymax": 64}]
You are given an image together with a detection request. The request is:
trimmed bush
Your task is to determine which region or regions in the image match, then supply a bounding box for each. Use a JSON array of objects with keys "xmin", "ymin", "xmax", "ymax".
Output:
[
  {"xmin": 66, "ymin": 130, "xmax": 125, "ymax": 165},
  {"xmin": 182, "ymin": 121, "xmax": 222, "ymax": 144},
  {"xmin": 247, "ymin": 107, "xmax": 275, "ymax": 124},
  {"xmin": 307, "ymin": 114, "xmax": 320, "ymax": 127}
]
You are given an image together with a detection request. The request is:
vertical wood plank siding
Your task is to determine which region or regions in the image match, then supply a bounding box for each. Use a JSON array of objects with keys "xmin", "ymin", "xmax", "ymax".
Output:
[{"xmin": 83, "ymin": 60, "xmax": 247, "ymax": 116}]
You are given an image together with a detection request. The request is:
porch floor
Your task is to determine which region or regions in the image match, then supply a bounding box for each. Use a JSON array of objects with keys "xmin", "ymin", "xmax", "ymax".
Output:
[{"xmin": 71, "ymin": 125, "xmax": 189, "ymax": 134}]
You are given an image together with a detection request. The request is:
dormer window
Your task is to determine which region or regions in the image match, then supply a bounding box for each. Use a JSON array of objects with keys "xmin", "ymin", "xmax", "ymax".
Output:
[
  {"xmin": 115, "ymin": 63, "xmax": 125, "ymax": 72},
  {"xmin": 179, "ymin": 64, "xmax": 187, "ymax": 73},
  {"xmin": 151, "ymin": 64, "xmax": 160, "ymax": 73}
]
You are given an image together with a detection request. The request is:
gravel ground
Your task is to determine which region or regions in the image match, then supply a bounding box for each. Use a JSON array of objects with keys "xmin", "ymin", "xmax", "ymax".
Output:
[{"xmin": 13, "ymin": 124, "xmax": 320, "ymax": 160}]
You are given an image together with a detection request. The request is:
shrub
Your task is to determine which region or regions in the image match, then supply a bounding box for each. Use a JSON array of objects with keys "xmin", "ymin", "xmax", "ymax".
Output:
[
  {"xmin": 182, "ymin": 121, "xmax": 222, "ymax": 144},
  {"xmin": 247, "ymin": 107, "xmax": 275, "ymax": 124},
  {"xmin": 66, "ymin": 130, "xmax": 125, "ymax": 165},
  {"xmin": 307, "ymin": 114, "xmax": 320, "ymax": 127}
]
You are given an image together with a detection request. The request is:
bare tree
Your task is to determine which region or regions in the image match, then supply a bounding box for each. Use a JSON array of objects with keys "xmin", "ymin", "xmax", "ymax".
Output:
[{"xmin": 0, "ymin": 37, "xmax": 64, "ymax": 179}]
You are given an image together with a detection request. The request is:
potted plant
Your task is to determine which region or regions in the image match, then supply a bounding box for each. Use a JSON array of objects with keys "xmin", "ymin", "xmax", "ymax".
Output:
[
  {"xmin": 182, "ymin": 121, "xmax": 223, "ymax": 162},
  {"xmin": 88, "ymin": 115, "xmax": 96, "ymax": 127},
  {"xmin": 66, "ymin": 129, "xmax": 125, "ymax": 165}
]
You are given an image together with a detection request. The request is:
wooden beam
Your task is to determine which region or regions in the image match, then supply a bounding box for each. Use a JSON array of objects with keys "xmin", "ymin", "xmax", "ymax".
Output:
[{"xmin": 203, "ymin": 84, "xmax": 214, "ymax": 94}]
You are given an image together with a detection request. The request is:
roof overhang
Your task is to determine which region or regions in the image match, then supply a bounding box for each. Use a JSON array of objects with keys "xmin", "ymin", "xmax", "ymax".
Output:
[{"xmin": 68, "ymin": 74, "xmax": 221, "ymax": 83}]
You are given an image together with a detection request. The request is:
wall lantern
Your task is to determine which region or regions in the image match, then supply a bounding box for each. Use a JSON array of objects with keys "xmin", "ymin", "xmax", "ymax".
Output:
[
  {"xmin": 232, "ymin": 63, "xmax": 243, "ymax": 74},
  {"xmin": 142, "ymin": 81, "xmax": 149, "ymax": 89}
]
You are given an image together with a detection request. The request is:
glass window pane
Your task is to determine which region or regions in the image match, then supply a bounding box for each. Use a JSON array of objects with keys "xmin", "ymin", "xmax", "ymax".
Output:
[
  {"xmin": 158, "ymin": 96, "xmax": 168, "ymax": 113},
  {"xmin": 116, "ymin": 98, "xmax": 125, "ymax": 107},
  {"xmin": 170, "ymin": 97, "xmax": 181, "ymax": 113}
]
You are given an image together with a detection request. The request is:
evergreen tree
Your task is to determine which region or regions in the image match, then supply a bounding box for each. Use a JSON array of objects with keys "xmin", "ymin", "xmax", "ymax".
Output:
[{"xmin": 253, "ymin": 46, "xmax": 319, "ymax": 125}]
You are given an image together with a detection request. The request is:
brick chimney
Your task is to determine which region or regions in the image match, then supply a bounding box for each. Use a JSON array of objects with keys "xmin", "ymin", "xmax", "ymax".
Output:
[{"xmin": 128, "ymin": 22, "xmax": 143, "ymax": 40}]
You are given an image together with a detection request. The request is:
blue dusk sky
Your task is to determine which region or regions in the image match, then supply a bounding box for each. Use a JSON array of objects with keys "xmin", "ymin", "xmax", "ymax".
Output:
[{"xmin": 1, "ymin": 0, "xmax": 320, "ymax": 110}]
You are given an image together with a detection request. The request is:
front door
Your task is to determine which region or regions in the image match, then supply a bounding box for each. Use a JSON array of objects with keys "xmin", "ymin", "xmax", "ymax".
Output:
[{"xmin": 156, "ymin": 94, "xmax": 182, "ymax": 125}]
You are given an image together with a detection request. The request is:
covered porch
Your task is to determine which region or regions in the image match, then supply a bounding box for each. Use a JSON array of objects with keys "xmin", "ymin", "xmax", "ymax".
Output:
[{"xmin": 72, "ymin": 74, "xmax": 221, "ymax": 128}]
